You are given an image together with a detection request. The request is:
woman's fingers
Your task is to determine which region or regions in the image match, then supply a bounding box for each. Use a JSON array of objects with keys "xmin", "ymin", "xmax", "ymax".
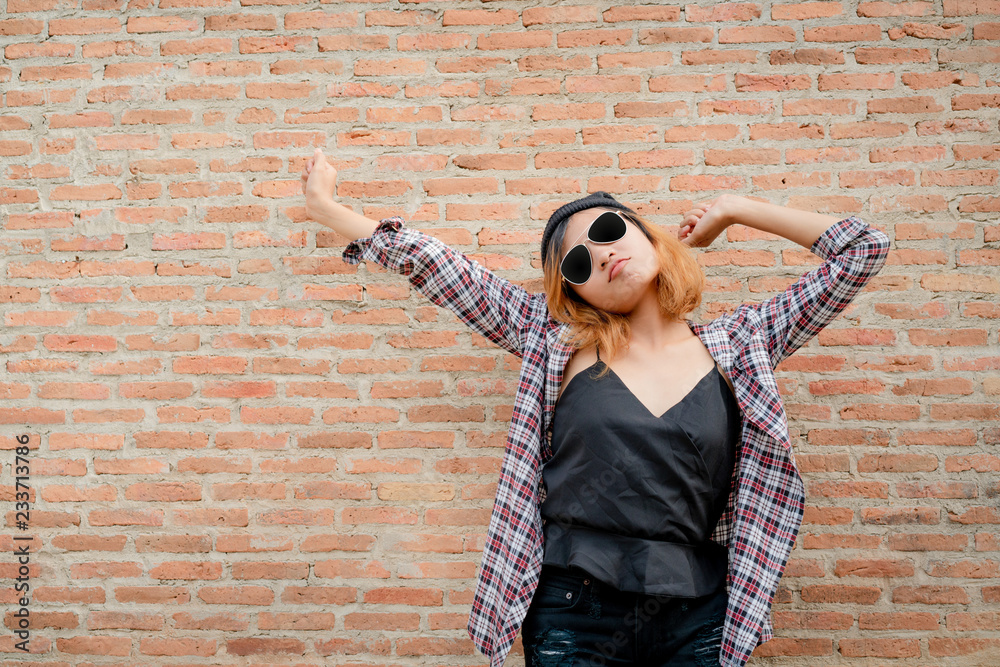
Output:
[
  {"xmin": 681, "ymin": 200, "xmax": 713, "ymax": 226},
  {"xmin": 682, "ymin": 210, "xmax": 703, "ymax": 225}
]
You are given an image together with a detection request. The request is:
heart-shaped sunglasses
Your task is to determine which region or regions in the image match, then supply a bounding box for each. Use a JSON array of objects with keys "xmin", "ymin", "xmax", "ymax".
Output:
[{"xmin": 559, "ymin": 210, "xmax": 632, "ymax": 285}]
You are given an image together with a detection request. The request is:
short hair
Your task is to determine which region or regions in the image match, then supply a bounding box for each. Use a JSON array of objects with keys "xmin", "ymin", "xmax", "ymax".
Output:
[{"xmin": 542, "ymin": 208, "xmax": 705, "ymax": 379}]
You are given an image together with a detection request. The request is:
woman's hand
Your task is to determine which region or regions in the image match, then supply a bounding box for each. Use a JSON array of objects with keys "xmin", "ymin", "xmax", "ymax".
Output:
[
  {"xmin": 301, "ymin": 148, "xmax": 339, "ymax": 221},
  {"xmin": 678, "ymin": 195, "xmax": 735, "ymax": 248}
]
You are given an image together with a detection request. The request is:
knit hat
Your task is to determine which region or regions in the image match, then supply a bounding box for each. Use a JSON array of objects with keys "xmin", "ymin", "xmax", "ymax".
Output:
[{"xmin": 540, "ymin": 191, "xmax": 638, "ymax": 268}]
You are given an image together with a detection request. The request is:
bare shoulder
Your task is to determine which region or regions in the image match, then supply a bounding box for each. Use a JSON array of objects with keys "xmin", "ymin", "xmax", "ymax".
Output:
[
  {"xmin": 556, "ymin": 331, "xmax": 737, "ymax": 405},
  {"xmin": 557, "ymin": 343, "xmax": 598, "ymax": 404}
]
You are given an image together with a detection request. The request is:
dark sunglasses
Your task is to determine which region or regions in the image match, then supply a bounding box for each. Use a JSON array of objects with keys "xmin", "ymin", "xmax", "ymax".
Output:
[{"xmin": 559, "ymin": 210, "xmax": 631, "ymax": 285}]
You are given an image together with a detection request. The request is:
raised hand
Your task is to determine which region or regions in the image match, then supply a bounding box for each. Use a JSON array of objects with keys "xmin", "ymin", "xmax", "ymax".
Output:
[
  {"xmin": 301, "ymin": 148, "xmax": 339, "ymax": 221},
  {"xmin": 679, "ymin": 195, "xmax": 732, "ymax": 248}
]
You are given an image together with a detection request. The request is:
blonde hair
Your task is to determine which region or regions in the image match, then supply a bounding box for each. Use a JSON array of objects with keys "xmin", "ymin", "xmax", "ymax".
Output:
[{"xmin": 543, "ymin": 208, "xmax": 705, "ymax": 380}]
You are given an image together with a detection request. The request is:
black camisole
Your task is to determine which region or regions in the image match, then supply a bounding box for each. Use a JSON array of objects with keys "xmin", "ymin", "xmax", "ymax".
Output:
[{"xmin": 540, "ymin": 344, "xmax": 742, "ymax": 597}]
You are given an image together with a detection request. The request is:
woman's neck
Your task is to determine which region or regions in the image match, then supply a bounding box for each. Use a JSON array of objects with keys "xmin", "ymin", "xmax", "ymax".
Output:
[{"xmin": 627, "ymin": 317, "xmax": 692, "ymax": 352}]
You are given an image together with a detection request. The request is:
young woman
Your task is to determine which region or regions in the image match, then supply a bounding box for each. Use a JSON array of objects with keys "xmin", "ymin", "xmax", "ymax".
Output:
[{"xmin": 300, "ymin": 149, "xmax": 891, "ymax": 667}]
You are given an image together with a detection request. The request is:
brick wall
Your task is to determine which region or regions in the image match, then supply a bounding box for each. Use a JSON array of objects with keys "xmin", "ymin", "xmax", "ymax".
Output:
[{"xmin": 1, "ymin": 1, "xmax": 998, "ymax": 665}]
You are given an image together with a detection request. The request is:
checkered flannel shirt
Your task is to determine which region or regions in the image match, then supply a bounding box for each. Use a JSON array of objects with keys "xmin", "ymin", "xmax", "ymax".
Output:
[{"xmin": 343, "ymin": 213, "xmax": 891, "ymax": 667}]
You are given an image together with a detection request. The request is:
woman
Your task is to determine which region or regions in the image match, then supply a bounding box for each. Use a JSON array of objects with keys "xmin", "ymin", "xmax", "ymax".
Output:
[{"xmin": 300, "ymin": 149, "xmax": 891, "ymax": 667}]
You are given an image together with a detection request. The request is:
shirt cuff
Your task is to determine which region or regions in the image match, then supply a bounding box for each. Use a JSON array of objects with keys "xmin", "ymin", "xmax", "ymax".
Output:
[
  {"xmin": 810, "ymin": 215, "xmax": 868, "ymax": 260},
  {"xmin": 341, "ymin": 216, "xmax": 406, "ymax": 265}
]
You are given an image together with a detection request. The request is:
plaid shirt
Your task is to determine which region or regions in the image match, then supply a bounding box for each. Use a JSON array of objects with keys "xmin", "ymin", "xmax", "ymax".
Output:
[{"xmin": 343, "ymin": 214, "xmax": 890, "ymax": 667}]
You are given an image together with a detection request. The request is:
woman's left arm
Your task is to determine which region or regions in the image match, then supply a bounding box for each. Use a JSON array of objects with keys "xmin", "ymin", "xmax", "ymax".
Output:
[
  {"xmin": 700, "ymin": 196, "xmax": 892, "ymax": 369},
  {"xmin": 725, "ymin": 197, "xmax": 846, "ymax": 251}
]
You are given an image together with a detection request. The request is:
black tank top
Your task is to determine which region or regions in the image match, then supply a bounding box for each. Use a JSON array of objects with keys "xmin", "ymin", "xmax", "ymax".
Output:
[{"xmin": 541, "ymin": 344, "xmax": 741, "ymax": 597}]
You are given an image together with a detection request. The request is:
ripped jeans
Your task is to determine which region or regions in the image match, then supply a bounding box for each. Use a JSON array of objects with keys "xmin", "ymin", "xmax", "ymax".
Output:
[{"xmin": 520, "ymin": 563, "xmax": 727, "ymax": 667}]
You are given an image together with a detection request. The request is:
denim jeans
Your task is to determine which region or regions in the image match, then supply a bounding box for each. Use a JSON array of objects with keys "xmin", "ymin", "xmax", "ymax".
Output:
[{"xmin": 520, "ymin": 563, "xmax": 727, "ymax": 667}]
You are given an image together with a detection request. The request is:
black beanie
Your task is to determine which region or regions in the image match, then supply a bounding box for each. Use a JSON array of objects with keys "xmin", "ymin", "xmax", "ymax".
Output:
[{"xmin": 540, "ymin": 191, "xmax": 638, "ymax": 268}]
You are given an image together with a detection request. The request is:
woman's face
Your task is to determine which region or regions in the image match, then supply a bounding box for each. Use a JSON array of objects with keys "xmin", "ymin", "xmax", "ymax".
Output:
[{"xmin": 558, "ymin": 207, "xmax": 660, "ymax": 314}]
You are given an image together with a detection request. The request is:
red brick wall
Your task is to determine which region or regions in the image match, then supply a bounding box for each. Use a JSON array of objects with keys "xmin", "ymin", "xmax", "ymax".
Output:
[{"xmin": 1, "ymin": 2, "xmax": 998, "ymax": 665}]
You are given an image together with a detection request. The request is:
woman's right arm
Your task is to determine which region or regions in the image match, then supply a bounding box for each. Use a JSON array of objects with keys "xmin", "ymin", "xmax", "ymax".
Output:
[
  {"xmin": 310, "ymin": 198, "xmax": 379, "ymax": 245},
  {"xmin": 302, "ymin": 149, "xmax": 378, "ymax": 242},
  {"xmin": 300, "ymin": 149, "xmax": 537, "ymax": 358}
]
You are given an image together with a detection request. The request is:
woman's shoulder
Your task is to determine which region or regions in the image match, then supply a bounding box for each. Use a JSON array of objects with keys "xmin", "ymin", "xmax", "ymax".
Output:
[{"xmin": 695, "ymin": 304, "xmax": 761, "ymax": 347}]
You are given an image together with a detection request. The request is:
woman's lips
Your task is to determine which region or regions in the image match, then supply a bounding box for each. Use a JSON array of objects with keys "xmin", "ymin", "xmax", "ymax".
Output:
[{"xmin": 610, "ymin": 258, "xmax": 628, "ymax": 281}]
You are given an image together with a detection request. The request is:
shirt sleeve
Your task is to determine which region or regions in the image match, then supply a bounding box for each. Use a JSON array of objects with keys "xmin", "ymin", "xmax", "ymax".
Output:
[
  {"xmin": 342, "ymin": 215, "xmax": 536, "ymax": 358},
  {"xmin": 750, "ymin": 215, "xmax": 891, "ymax": 369}
]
